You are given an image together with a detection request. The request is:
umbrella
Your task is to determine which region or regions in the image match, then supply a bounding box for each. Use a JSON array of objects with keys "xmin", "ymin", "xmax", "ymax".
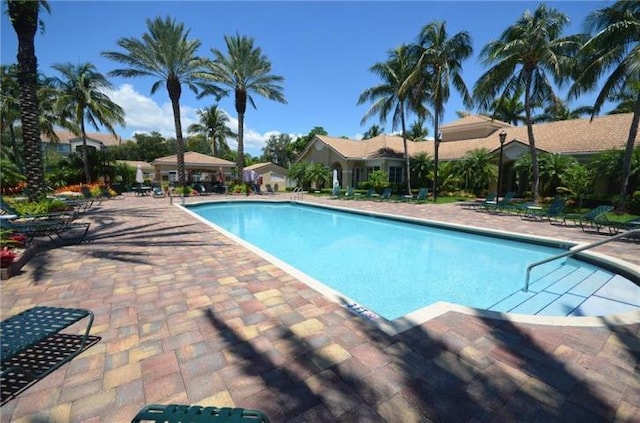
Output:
[
  {"xmin": 332, "ymin": 169, "xmax": 339, "ymax": 187},
  {"xmin": 136, "ymin": 165, "xmax": 144, "ymax": 187}
]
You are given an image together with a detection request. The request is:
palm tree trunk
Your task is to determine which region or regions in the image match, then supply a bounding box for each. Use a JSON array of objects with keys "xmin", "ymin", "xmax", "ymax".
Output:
[
  {"xmin": 81, "ymin": 121, "xmax": 91, "ymax": 184},
  {"xmin": 619, "ymin": 94, "xmax": 640, "ymax": 210},
  {"xmin": 10, "ymin": 1, "xmax": 46, "ymax": 200},
  {"xmin": 236, "ymin": 88, "xmax": 247, "ymax": 182},
  {"xmin": 524, "ymin": 75, "xmax": 540, "ymax": 203},
  {"xmin": 167, "ymin": 78, "xmax": 185, "ymax": 187},
  {"xmin": 400, "ymin": 104, "xmax": 411, "ymax": 194},
  {"xmin": 432, "ymin": 109, "xmax": 440, "ymax": 203}
]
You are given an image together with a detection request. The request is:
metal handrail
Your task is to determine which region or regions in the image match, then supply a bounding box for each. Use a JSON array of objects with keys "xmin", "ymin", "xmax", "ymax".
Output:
[
  {"xmin": 290, "ymin": 187, "xmax": 303, "ymax": 201},
  {"xmin": 524, "ymin": 228, "xmax": 640, "ymax": 292}
]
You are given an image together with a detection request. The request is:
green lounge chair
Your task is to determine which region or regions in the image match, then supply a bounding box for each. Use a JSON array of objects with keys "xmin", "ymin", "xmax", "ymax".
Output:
[
  {"xmin": 0, "ymin": 216, "xmax": 90, "ymax": 245},
  {"xmin": 131, "ymin": 404, "xmax": 270, "ymax": 423},
  {"xmin": 355, "ymin": 188, "xmax": 375, "ymax": 200},
  {"xmin": 599, "ymin": 216, "xmax": 640, "ymax": 236},
  {"xmin": 400, "ymin": 187, "xmax": 428, "ymax": 203},
  {"xmin": 483, "ymin": 191, "xmax": 515, "ymax": 213},
  {"xmin": 522, "ymin": 197, "xmax": 566, "ymax": 221},
  {"xmin": 561, "ymin": 205, "xmax": 614, "ymax": 232},
  {"xmin": 378, "ymin": 187, "xmax": 393, "ymax": 201}
]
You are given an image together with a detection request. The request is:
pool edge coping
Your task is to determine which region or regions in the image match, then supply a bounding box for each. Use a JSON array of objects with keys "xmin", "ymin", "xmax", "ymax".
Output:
[{"xmin": 179, "ymin": 199, "xmax": 640, "ymax": 337}]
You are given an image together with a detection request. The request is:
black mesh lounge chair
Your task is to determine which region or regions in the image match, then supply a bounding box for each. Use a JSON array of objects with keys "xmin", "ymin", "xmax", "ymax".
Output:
[{"xmin": 131, "ymin": 404, "xmax": 270, "ymax": 423}]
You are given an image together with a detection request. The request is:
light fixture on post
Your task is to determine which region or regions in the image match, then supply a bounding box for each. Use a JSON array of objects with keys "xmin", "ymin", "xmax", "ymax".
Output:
[
  {"xmin": 433, "ymin": 132, "xmax": 442, "ymax": 203},
  {"xmin": 497, "ymin": 130, "xmax": 507, "ymax": 201}
]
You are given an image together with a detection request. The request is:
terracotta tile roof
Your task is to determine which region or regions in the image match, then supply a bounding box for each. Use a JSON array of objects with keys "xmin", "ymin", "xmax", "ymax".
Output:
[
  {"xmin": 151, "ymin": 151, "xmax": 235, "ymax": 167},
  {"xmin": 316, "ymin": 113, "xmax": 637, "ymax": 161},
  {"xmin": 118, "ymin": 160, "xmax": 154, "ymax": 171},
  {"xmin": 43, "ymin": 130, "xmax": 124, "ymax": 146}
]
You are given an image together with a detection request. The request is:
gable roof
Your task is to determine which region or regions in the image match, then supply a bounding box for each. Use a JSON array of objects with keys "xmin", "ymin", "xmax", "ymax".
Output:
[
  {"xmin": 42, "ymin": 130, "xmax": 124, "ymax": 146},
  {"xmin": 245, "ymin": 162, "xmax": 288, "ymax": 173},
  {"xmin": 307, "ymin": 113, "xmax": 636, "ymax": 162},
  {"xmin": 151, "ymin": 151, "xmax": 235, "ymax": 167}
]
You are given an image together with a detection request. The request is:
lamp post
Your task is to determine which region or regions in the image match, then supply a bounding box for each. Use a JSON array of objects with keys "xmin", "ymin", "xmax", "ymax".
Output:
[
  {"xmin": 497, "ymin": 130, "xmax": 507, "ymax": 201},
  {"xmin": 433, "ymin": 132, "xmax": 442, "ymax": 203}
]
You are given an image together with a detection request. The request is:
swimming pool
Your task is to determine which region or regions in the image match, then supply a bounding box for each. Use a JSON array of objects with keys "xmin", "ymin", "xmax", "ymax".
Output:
[{"xmin": 186, "ymin": 201, "xmax": 639, "ymax": 325}]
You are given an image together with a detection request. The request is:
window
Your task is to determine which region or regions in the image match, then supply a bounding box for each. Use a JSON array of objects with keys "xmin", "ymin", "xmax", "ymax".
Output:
[{"xmin": 389, "ymin": 166, "xmax": 403, "ymax": 184}]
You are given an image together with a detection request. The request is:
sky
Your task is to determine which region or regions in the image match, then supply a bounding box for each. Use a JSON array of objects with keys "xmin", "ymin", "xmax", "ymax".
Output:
[{"xmin": 1, "ymin": 0, "xmax": 612, "ymax": 156}]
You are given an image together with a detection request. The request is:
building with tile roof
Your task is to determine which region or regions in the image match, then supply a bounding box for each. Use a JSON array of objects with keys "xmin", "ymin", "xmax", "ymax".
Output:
[
  {"xmin": 151, "ymin": 151, "xmax": 235, "ymax": 185},
  {"xmin": 297, "ymin": 112, "xmax": 637, "ymax": 191}
]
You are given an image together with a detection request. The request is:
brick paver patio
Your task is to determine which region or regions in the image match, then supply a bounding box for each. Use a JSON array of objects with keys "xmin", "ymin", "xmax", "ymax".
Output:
[{"xmin": 1, "ymin": 193, "xmax": 638, "ymax": 422}]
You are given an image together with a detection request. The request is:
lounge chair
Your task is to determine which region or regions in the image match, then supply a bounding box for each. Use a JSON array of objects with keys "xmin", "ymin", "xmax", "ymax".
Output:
[
  {"xmin": 132, "ymin": 404, "xmax": 270, "ymax": 423},
  {"xmin": 99, "ymin": 186, "xmax": 124, "ymax": 200},
  {"xmin": 378, "ymin": 187, "xmax": 392, "ymax": 201},
  {"xmin": 265, "ymin": 184, "xmax": 276, "ymax": 195},
  {"xmin": 408, "ymin": 187, "xmax": 429, "ymax": 203},
  {"xmin": 597, "ymin": 216, "xmax": 640, "ymax": 236},
  {"xmin": 463, "ymin": 192, "xmax": 497, "ymax": 210},
  {"xmin": 523, "ymin": 197, "xmax": 566, "ymax": 222},
  {"xmin": 81, "ymin": 186, "xmax": 103, "ymax": 205},
  {"xmin": 342, "ymin": 186, "xmax": 355, "ymax": 199},
  {"xmin": 152, "ymin": 187, "xmax": 165, "ymax": 198},
  {"xmin": 561, "ymin": 205, "xmax": 615, "ymax": 232},
  {"xmin": 0, "ymin": 197, "xmax": 77, "ymax": 223},
  {"xmin": 0, "ymin": 216, "xmax": 90, "ymax": 245},
  {"xmin": 483, "ymin": 191, "xmax": 515, "ymax": 213},
  {"xmin": 355, "ymin": 188, "xmax": 376, "ymax": 200}
]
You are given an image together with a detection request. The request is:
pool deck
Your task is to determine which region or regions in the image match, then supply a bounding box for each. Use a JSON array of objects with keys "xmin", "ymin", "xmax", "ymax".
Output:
[{"xmin": 1, "ymin": 193, "xmax": 638, "ymax": 422}]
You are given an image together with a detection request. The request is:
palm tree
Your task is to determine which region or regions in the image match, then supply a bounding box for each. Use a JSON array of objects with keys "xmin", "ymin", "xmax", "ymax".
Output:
[
  {"xmin": 570, "ymin": 0, "xmax": 640, "ymax": 209},
  {"xmin": 405, "ymin": 21, "xmax": 473, "ymax": 202},
  {"xmin": 102, "ymin": 16, "xmax": 205, "ymax": 187},
  {"xmin": 456, "ymin": 148, "xmax": 497, "ymax": 196},
  {"xmin": 534, "ymin": 100, "xmax": 594, "ymax": 123},
  {"xmin": 362, "ymin": 124, "xmax": 383, "ymax": 139},
  {"xmin": 474, "ymin": 4, "xmax": 584, "ymax": 203},
  {"xmin": 187, "ymin": 105, "xmax": 235, "ymax": 157},
  {"xmin": 489, "ymin": 91, "xmax": 526, "ymax": 125},
  {"xmin": 6, "ymin": 0, "xmax": 50, "ymax": 200},
  {"xmin": 607, "ymin": 78, "xmax": 640, "ymax": 115},
  {"xmin": 407, "ymin": 119, "xmax": 429, "ymax": 141},
  {"xmin": 199, "ymin": 34, "xmax": 286, "ymax": 182},
  {"xmin": 51, "ymin": 62, "xmax": 124, "ymax": 183},
  {"xmin": 1, "ymin": 65, "xmax": 22, "ymax": 164},
  {"xmin": 359, "ymin": 44, "xmax": 423, "ymax": 194}
]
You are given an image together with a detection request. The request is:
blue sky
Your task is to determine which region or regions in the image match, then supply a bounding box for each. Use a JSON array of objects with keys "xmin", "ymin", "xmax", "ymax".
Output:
[{"xmin": 1, "ymin": 1, "xmax": 611, "ymax": 156}]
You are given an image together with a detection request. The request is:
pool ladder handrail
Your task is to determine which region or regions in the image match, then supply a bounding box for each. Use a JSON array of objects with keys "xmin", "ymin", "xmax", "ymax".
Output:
[
  {"xmin": 524, "ymin": 228, "xmax": 640, "ymax": 292},
  {"xmin": 290, "ymin": 187, "xmax": 304, "ymax": 201}
]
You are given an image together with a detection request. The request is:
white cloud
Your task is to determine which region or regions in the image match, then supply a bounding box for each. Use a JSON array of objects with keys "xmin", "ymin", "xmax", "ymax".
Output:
[{"xmin": 105, "ymin": 83, "xmax": 286, "ymax": 157}]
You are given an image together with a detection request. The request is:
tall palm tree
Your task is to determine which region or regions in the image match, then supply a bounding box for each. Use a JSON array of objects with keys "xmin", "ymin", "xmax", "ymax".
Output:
[
  {"xmin": 51, "ymin": 62, "xmax": 124, "ymax": 183},
  {"xmin": 474, "ymin": 4, "xmax": 584, "ymax": 203},
  {"xmin": 6, "ymin": 0, "xmax": 49, "ymax": 200},
  {"xmin": 199, "ymin": 34, "xmax": 286, "ymax": 181},
  {"xmin": 405, "ymin": 21, "xmax": 473, "ymax": 202},
  {"xmin": 102, "ymin": 16, "xmax": 205, "ymax": 186},
  {"xmin": 570, "ymin": 0, "xmax": 640, "ymax": 209},
  {"xmin": 187, "ymin": 105, "xmax": 236, "ymax": 157},
  {"xmin": 489, "ymin": 91, "xmax": 526, "ymax": 125},
  {"xmin": 359, "ymin": 44, "xmax": 424, "ymax": 194}
]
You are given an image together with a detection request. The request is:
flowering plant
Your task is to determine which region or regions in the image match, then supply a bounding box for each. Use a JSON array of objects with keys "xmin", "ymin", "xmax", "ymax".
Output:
[
  {"xmin": 9, "ymin": 233, "xmax": 28, "ymax": 248},
  {"xmin": 0, "ymin": 248, "xmax": 17, "ymax": 268}
]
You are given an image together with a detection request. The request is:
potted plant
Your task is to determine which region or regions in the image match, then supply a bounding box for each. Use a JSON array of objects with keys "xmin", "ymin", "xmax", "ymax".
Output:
[{"xmin": 0, "ymin": 247, "xmax": 17, "ymax": 279}]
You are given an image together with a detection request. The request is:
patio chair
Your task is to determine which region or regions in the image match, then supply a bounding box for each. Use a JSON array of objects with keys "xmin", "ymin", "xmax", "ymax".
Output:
[
  {"xmin": 131, "ymin": 404, "xmax": 270, "ymax": 423},
  {"xmin": 599, "ymin": 216, "xmax": 640, "ymax": 236},
  {"xmin": 0, "ymin": 197, "xmax": 77, "ymax": 223},
  {"xmin": 522, "ymin": 197, "xmax": 566, "ymax": 222},
  {"xmin": 464, "ymin": 192, "xmax": 497, "ymax": 210},
  {"xmin": 561, "ymin": 205, "xmax": 615, "ymax": 232},
  {"xmin": 483, "ymin": 191, "xmax": 515, "ymax": 213},
  {"xmin": 99, "ymin": 186, "xmax": 124, "ymax": 200},
  {"xmin": 355, "ymin": 188, "xmax": 375, "ymax": 200},
  {"xmin": 80, "ymin": 186, "xmax": 103, "ymax": 205},
  {"xmin": 0, "ymin": 216, "xmax": 90, "ymax": 245},
  {"xmin": 378, "ymin": 187, "xmax": 393, "ymax": 201},
  {"xmin": 408, "ymin": 187, "xmax": 429, "ymax": 203},
  {"xmin": 265, "ymin": 184, "xmax": 276, "ymax": 195},
  {"xmin": 152, "ymin": 187, "xmax": 165, "ymax": 198}
]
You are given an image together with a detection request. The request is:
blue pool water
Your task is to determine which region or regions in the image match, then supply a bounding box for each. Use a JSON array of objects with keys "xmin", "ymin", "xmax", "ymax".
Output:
[{"xmin": 187, "ymin": 201, "xmax": 612, "ymax": 320}]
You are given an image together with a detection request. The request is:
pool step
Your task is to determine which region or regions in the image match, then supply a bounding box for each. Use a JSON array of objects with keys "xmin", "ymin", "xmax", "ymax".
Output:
[{"xmin": 489, "ymin": 263, "xmax": 640, "ymax": 316}]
